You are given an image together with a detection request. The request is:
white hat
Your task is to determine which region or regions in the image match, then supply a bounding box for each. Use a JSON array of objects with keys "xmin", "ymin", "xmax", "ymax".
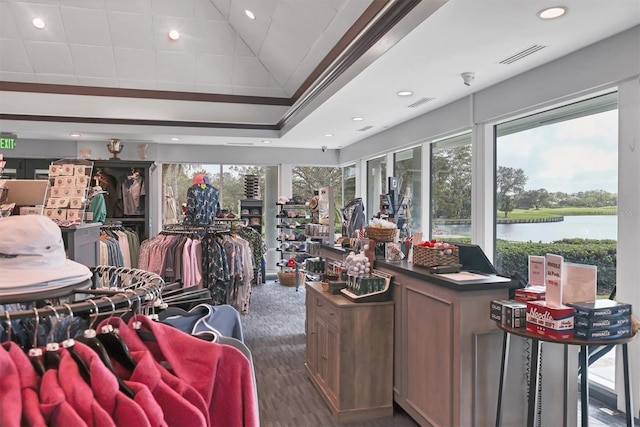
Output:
[
  {"xmin": 0, "ymin": 216, "xmax": 92, "ymax": 297},
  {"xmin": 90, "ymin": 185, "xmax": 108, "ymax": 197}
]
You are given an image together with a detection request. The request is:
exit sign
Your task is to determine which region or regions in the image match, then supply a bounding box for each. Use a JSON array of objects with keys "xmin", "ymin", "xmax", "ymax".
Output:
[{"xmin": 0, "ymin": 134, "xmax": 17, "ymax": 150}]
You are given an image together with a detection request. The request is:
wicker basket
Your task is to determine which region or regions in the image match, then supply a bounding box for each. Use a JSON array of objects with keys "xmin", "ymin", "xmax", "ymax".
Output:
[
  {"xmin": 365, "ymin": 226, "xmax": 397, "ymax": 242},
  {"xmin": 278, "ymin": 270, "xmax": 297, "ymax": 286},
  {"xmin": 413, "ymin": 245, "xmax": 459, "ymax": 267}
]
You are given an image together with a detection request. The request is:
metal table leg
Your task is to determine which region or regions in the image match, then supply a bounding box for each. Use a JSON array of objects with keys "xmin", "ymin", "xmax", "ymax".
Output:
[
  {"xmin": 496, "ymin": 331, "xmax": 510, "ymax": 427},
  {"xmin": 622, "ymin": 343, "xmax": 634, "ymax": 427},
  {"xmin": 527, "ymin": 338, "xmax": 541, "ymax": 427},
  {"xmin": 579, "ymin": 344, "xmax": 589, "ymax": 427}
]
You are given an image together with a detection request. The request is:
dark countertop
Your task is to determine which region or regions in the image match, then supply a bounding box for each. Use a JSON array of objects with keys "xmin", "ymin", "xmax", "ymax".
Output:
[{"xmin": 319, "ymin": 244, "xmax": 520, "ymax": 292}]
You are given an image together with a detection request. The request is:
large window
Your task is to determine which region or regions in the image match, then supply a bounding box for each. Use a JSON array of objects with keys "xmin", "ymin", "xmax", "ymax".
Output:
[
  {"xmin": 495, "ymin": 92, "xmax": 618, "ymax": 391},
  {"xmin": 394, "ymin": 146, "xmax": 421, "ymax": 235},
  {"xmin": 366, "ymin": 156, "xmax": 387, "ymax": 220},
  {"xmin": 342, "ymin": 164, "xmax": 357, "ymax": 205},
  {"xmin": 430, "ymin": 133, "xmax": 472, "ymax": 240}
]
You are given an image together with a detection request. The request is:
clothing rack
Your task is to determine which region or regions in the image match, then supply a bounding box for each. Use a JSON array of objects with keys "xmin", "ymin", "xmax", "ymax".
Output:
[
  {"xmin": 1, "ymin": 266, "xmax": 163, "ymax": 322},
  {"xmin": 161, "ymin": 223, "xmax": 231, "ymax": 235}
]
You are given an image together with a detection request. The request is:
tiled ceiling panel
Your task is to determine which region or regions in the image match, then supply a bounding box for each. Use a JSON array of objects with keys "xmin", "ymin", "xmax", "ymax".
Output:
[
  {"xmin": 108, "ymin": 11, "xmax": 154, "ymax": 49},
  {"xmin": 60, "ymin": 7, "xmax": 111, "ymax": 45},
  {"xmin": 0, "ymin": 3, "xmax": 21, "ymax": 39},
  {"xmin": 114, "ymin": 47, "xmax": 157, "ymax": 80},
  {"xmin": 24, "ymin": 41, "xmax": 74, "ymax": 74},
  {"xmin": 196, "ymin": 20, "xmax": 236, "ymax": 55},
  {"xmin": 156, "ymin": 50, "xmax": 196, "ymax": 83},
  {"xmin": 13, "ymin": 3, "xmax": 67, "ymax": 42},
  {"xmin": 106, "ymin": 0, "xmax": 153, "ymax": 14},
  {"xmin": 70, "ymin": 44, "xmax": 117, "ymax": 78},
  {"xmin": 152, "ymin": 0, "xmax": 195, "ymax": 18},
  {"xmin": 153, "ymin": 15, "xmax": 197, "ymax": 52},
  {"xmin": 0, "ymin": 39, "xmax": 31, "ymax": 73},
  {"xmin": 196, "ymin": 53, "xmax": 233, "ymax": 85}
]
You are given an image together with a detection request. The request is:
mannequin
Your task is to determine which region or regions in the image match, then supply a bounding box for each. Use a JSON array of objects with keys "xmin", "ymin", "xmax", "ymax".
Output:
[{"xmin": 88, "ymin": 186, "xmax": 107, "ymax": 223}]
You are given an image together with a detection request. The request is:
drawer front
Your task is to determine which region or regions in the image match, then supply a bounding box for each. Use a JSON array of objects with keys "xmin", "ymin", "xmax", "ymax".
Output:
[{"xmin": 315, "ymin": 297, "xmax": 340, "ymax": 327}]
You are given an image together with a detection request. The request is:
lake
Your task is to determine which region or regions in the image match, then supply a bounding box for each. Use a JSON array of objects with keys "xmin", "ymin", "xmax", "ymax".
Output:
[{"xmin": 436, "ymin": 215, "xmax": 617, "ymax": 243}]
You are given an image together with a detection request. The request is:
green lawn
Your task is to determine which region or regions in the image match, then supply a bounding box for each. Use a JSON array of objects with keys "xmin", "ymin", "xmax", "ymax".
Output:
[{"xmin": 497, "ymin": 206, "xmax": 617, "ymax": 219}]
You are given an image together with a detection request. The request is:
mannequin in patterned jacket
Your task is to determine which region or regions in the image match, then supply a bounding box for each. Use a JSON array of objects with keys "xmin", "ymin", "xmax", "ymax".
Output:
[{"xmin": 184, "ymin": 174, "xmax": 221, "ymax": 225}]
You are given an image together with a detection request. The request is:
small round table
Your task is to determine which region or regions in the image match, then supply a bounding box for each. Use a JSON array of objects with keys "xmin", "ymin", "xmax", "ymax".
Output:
[{"xmin": 495, "ymin": 323, "xmax": 636, "ymax": 427}]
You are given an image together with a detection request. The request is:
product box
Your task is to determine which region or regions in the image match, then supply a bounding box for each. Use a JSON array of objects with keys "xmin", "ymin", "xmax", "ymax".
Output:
[
  {"xmin": 490, "ymin": 299, "xmax": 527, "ymax": 327},
  {"xmin": 514, "ymin": 286, "xmax": 546, "ymax": 302},
  {"xmin": 19, "ymin": 206, "xmax": 43, "ymax": 215},
  {"xmin": 574, "ymin": 314, "xmax": 631, "ymax": 330},
  {"xmin": 574, "ymin": 324, "xmax": 632, "ymax": 341},
  {"xmin": 566, "ymin": 300, "xmax": 632, "ymax": 319},
  {"xmin": 525, "ymin": 300, "xmax": 574, "ymax": 340}
]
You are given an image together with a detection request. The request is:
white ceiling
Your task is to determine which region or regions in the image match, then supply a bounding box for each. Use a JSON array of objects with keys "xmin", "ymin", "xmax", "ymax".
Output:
[{"xmin": 0, "ymin": 0, "xmax": 639, "ymax": 151}]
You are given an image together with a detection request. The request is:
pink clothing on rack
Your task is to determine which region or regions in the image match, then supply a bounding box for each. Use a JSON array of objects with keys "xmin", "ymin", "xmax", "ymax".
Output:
[
  {"xmin": 39, "ymin": 369, "xmax": 88, "ymax": 427},
  {"xmin": 0, "ymin": 344, "xmax": 22, "ymax": 427},
  {"xmin": 123, "ymin": 380, "xmax": 168, "ymax": 427},
  {"xmin": 191, "ymin": 238, "xmax": 202, "ymax": 287},
  {"xmin": 71, "ymin": 341, "xmax": 152, "ymax": 427},
  {"xmin": 182, "ymin": 238, "xmax": 193, "ymax": 286},
  {"xmin": 132, "ymin": 316, "xmax": 258, "ymax": 427},
  {"xmin": 3, "ymin": 342, "xmax": 46, "ymax": 427},
  {"xmin": 98, "ymin": 317, "xmax": 210, "ymax": 427}
]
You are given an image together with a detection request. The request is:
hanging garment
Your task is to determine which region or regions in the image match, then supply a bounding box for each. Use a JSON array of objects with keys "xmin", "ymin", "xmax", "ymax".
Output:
[
  {"xmin": 164, "ymin": 186, "xmax": 178, "ymax": 225},
  {"xmin": 160, "ymin": 304, "xmax": 244, "ymax": 342},
  {"xmin": 132, "ymin": 316, "xmax": 258, "ymax": 427},
  {"xmin": 89, "ymin": 193, "xmax": 107, "ymax": 223},
  {"xmin": 184, "ymin": 184, "xmax": 220, "ymax": 225},
  {"xmin": 39, "ymin": 368, "xmax": 89, "ymax": 427},
  {"xmin": 0, "ymin": 345, "xmax": 22, "ymax": 427},
  {"xmin": 3, "ymin": 342, "xmax": 47, "ymax": 427}
]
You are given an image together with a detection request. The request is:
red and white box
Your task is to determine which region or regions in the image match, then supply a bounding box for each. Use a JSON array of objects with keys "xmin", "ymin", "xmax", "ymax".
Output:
[
  {"xmin": 526, "ymin": 300, "xmax": 574, "ymax": 340},
  {"xmin": 515, "ymin": 286, "xmax": 546, "ymax": 302}
]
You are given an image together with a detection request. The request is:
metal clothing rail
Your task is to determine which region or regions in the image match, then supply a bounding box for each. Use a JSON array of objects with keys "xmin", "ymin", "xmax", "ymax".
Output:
[{"xmin": 1, "ymin": 266, "xmax": 164, "ymax": 322}]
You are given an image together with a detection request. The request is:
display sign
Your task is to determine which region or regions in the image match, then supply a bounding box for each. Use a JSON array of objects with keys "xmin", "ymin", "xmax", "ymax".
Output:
[
  {"xmin": 545, "ymin": 253, "xmax": 564, "ymax": 307},
  {"xmin": 528, "ymin": 255, "xmax": 546, "ymax": 286},
  {"xmin": 0, "ymin": 133, "xmax": 17, "ymax": 150}
]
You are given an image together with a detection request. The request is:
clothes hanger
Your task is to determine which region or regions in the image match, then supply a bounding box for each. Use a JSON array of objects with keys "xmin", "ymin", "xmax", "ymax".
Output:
[
  {"xmin": 76, "ymin": 298, "xmax": 135, "ymax": 399},
  {"xmin": 96, "ymin": 292, "xmax": 137, "ymax": 371},
  {"xmin": 43, "ymin": 305, "xmax": 61, "ymax": 370},
  {"xmin": 27, "ymin": 308, "xmax": 46, "ymax": 376}
]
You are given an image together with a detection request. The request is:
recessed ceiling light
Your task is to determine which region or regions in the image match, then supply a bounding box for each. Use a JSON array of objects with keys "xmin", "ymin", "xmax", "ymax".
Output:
[
  {"xmin": 262, "ymin": 140, "xmax": 271, "ymax": 144},
  {"xmin": 168, "ymin": 30, "xmax": 180, "ymax": 40},
  {"xmin": 397, "ymin": 91, "xmax": 413, "ymax": 96},
  {"xmin": 352, "ymin": 117, "xmax": 364, "ymax": 121},
  {"xmin": 171, "ymin": 137, "xmax": 179, "ymax": 141},
  {"xmin": 70, "ymin": 133, "xmax": 81, "ymax": 138},
  {"xmin": 245, "ymin": 9, "xmax": 255, "ymax": 20},
  {"xmin": 32, "ymin": 18, "xmax": 45, "ymax": 29},
  {"xmin": 537, "ymin": 6, "xmax": 567, "ymax": 20},
  {"xmin": 324, "ymin": 133, "xmax": 334, "ymax": 137}
]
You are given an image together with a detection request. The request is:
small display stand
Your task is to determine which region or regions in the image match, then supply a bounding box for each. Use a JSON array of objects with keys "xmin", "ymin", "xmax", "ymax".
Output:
[{"xmin": 45, "ymin": 158, "xmax": 93, "ymax": 224}]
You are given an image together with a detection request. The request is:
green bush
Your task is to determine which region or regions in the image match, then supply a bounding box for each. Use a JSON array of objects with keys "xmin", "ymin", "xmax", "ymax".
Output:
[{"xmin": 495, "ymin": 239, "xmax": 616, "ymax": 296}]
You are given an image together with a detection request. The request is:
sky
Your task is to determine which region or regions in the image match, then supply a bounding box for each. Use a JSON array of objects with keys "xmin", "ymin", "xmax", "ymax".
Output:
[{"xmin": 497, "ymin": 109, "xmax": 618, "ymax": 194}]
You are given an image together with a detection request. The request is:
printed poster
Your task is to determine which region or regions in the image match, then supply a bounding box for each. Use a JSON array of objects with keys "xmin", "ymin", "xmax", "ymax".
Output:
[
  {"xmin": 563, "ymin": 263, "xmax": 597, "ymax": 304},
  {"xmin": 528, "ymin": 255, "xmax": 546, "ymax": 286},
  {"xmin": 545, "ymin": 254, "xmax": 564, "ymax": 307}
]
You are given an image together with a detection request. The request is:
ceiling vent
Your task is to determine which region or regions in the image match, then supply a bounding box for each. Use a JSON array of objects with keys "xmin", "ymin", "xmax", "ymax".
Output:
[
  {"xmin": 227, "ymin": 142, "xmax": 254, "ymax": 146},
  {"xmin": 499, "ymin": 45, "xmax": 546, "ymax": 64},
  {"xmin": 407, "ymin": 97, "xmax": 435, "ymax": 108},
  {"xmin": 358, "ymin": 125, "xmax": 374, "ymax": 132}
]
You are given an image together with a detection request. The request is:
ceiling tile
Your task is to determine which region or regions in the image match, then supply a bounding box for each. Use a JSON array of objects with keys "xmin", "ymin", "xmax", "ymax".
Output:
[
  {"xmin": 233, "ymin": 35, "xmax": 253, "ymax": 56},
  {"xmin": 259, "ymin": 21, "xmax": 310, "ymax": 87},
  {"xmin": 266, "ymin": 86, "xmax": 288, "ymax": 98},
  {"xmin": 211, "ymin": 0, "xmax": 231, "ymax": 19},
  {"xmin": 196, "ymin": 53, "xmax": 233, "ymax": 85},
  {"xmin": 108, "ymin": 11, "xmax": 153, "ymax": 49},
  {"xmin": 152, "ymin": 0, "xmax": 195, "ymax": 18},
  {"xmin": 232, "ymin": 56, "xmax": 269, "ymax": 87},
  {"xmin": 196, "ymin": 20, "xmax": 236, "ymax": 55},
  {"xmin": 0, "ymin": 39, "xmax": 32, "ymax": 73},
  {"xmin": 0, "ymin": 71, "xmax": 36, "ymax": 83},
  {"xmin": 285, "ymin": 0, "xmax": 338, "ymax": 33},
  {"xmin": 114, "ymin": 47, "xmax": 157, "ymax": 80},
  {"xmin": 70, "ymin": 44, "xmax": 117, "ymax": 78},
  {"xmin": 106, "ymin": 0, "xmax": 152, "ymax": 14},
  {"xmin": 60, "ymin": 6, "xmax": 111, "ymax": 46},
  {"xmin": 195, "ymin": 82, "xmax": 233, "ymax": 94},
  {"xmin": 12, "ymin": 3, "xmax": 67, "ymax": 42},
  {"xmin": 154, "ymin": 15, "xmax": 197, "ymax": 53},
  {"xmin": 156, "ymin": 50, "xmax": 195, "ymax": 82},
  {"xmin": 77, "ymin": 76, "xmax": 118, "ymax": 87},
  {"xmin": 233, "ymin": 85, "xmax": 267, "ymax": 96},
  {"xmin": 194, "ymin": 0, "xmax": 225, "ymax": 20},
  {"xmin": 34, "ymin": 73, "xmax": 78, "ymax": 85},
  {"xmin": 157, "ymin": 81, "xmax": 197, "ymax": 92},
  {"xmin": 0, "ymin": 3, "xmax": 20, "ymax": 39},
  {"xmin": 24, "ymin": 41, "xmax": 74, "ymax": 74},
  {"xmin": 227, "ymin": 0, "xmax": 276, "ymax": 55},
  {"xmin": 59, "ymin": 0, "xmax": 106, "ymax": 9}
]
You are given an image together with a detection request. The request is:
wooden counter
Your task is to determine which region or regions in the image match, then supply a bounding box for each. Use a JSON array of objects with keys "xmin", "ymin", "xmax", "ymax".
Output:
[{"xmin": 316, "ymin": 244, "xmax": 521, "ymax": 426}]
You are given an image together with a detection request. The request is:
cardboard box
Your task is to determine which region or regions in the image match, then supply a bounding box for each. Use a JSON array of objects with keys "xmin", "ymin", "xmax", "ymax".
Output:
[
  {"xmin": 574, "ymin": 324, "xmax": 632, "ymax": 341},
  {"xmin": 574, "ymin": 314, "xmax": 631, "ymax": 330},
  {"xmin": 526, "ymin": 300, "xmax": 574, "ymax": 340},
  {"xmin": 490, "ymin": 299, "xmax": 527, "ymax": 328},
  {"xmin": 514, "ymin": 286, "xmax": 546, "ymax": 302},
  {"xmin": 19, "ymin": 206, "xmax": 43, "ymax": 215},
  {"xmin": 566, "ymin": 300, "xmax": 632, "ymax": 319}
]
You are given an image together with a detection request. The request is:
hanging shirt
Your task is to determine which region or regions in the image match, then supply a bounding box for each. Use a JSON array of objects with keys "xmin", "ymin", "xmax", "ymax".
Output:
[
  {"xmin": 184, "ymin": 184, "xmax": 220, "ymax": 225},
  {"xmin": 0, "ymin": 345, "xmax": 22, "ymax": 427},
  {"xmin": 89, "ymin": 193, "xmax": 107, "ymax": 223},
  {"xmin": 4, "ymin": 342, "xmax": 47, "ymax": 427},
  {"xmin": 39, "ymin": 369, "xmax": 88, "ymax": 427},
  {"xmin": 132, "ymin": 316, "xmax": 258, "ymax": 427}
]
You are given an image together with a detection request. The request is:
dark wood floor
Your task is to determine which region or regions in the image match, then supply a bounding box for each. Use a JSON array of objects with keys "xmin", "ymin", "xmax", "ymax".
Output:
[{"xmin": 242, "ymin": 280, "xmax": 637, "ymax": 426}]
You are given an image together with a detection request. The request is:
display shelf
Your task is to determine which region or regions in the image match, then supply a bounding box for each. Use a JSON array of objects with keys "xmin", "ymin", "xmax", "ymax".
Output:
[{"xmin": 239, "ymin": 199, "xmax": 263, "ymax": 235}]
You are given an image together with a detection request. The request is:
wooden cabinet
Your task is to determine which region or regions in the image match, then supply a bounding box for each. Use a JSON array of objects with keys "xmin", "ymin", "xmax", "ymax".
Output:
[{"xmin": 305, "ymin": 281, "xmax": 394, "ymax": 424}]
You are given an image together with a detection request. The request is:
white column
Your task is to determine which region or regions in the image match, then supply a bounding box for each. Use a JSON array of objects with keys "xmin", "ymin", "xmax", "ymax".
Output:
[
  {"xmin": 616, "ymin": 76, "xmax": 640, "ymax": 417},
  {"xmin": 471, "ymin": 123, "xmax": 495, "ymax": 259},
  {"xmin": 421, "ymin": 141, "xmax": 431, "ymax": 236}
]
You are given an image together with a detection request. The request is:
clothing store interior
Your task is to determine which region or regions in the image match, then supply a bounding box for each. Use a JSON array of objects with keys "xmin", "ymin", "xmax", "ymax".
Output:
[{"xmin": 1, "ymin": 1, "xmax": 640, "ymax": 426}]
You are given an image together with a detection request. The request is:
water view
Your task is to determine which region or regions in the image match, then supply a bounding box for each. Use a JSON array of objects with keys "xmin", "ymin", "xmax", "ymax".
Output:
[{"xmin": 436, "ymin": 215, "xmax": 617, "ymax": 243}]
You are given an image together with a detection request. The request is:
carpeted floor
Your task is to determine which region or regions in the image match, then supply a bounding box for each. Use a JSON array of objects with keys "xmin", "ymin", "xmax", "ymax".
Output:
[
  {"xmin": 241, "ymin": 280, "xmax": 418, "ymax": 427},
  {"xmin": 241, "ymin": 280, "xmax": 634, "ymax": 427}
]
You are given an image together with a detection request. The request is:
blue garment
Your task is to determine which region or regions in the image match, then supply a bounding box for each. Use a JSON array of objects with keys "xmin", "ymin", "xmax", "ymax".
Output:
[
  {"xmin": 184, "ymin": 184, "xmax": 220, "ymax": 225},
  {"xmin": 161, "ymin": 304, "xmax": 244, "ymax": 342}
]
